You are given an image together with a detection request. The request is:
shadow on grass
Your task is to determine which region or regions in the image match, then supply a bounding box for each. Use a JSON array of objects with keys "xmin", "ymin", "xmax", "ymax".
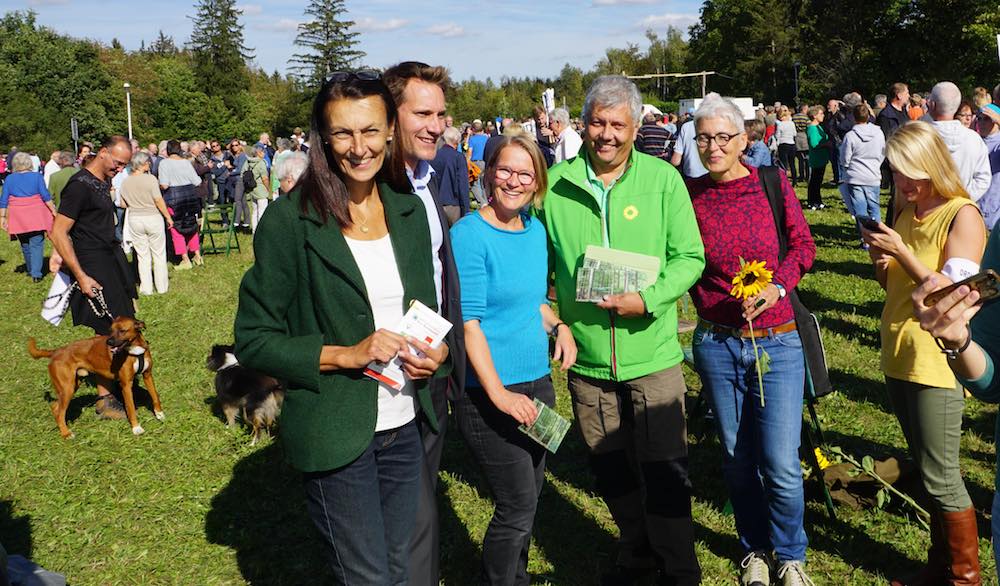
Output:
[
  {"xmin": 810, "ymin": 258, "xmax": 875, "ymax": 280},
  {"xmin": 828, "ymin": 368, "xmax": 892, "ymax": 411},
  {"xmin": 0, "ymin": 501, "xmax": 32, "ymax": 560},
  {"xmin": 205, "ymin": 443, "xmax": 332, "ymax": 585},
  {"xmin": 807, "ymin": 220, "xmax": 858, "ymax": 247}
]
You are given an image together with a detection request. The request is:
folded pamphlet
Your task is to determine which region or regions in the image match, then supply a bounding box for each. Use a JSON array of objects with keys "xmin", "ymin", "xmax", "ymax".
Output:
[
  {"xmin": 364, "ymin": 300, "xmax": 453, "ymax": 391},
  {"xmin": 575, "ymin": 245, "xmax": 661, "ymax": 303},
  {"xmin": 518, "ymin": 398, "xmax": 571, "ymax": 454}
]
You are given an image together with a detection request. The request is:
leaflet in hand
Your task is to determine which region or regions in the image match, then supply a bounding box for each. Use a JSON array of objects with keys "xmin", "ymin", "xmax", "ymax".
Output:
[
  {"xmin": 518, "ymin": 398, "xmax": 571, "ymax": 454},
  {"xmin": 575, "ymin": 245, "xmax": 661, "ymax": 303},
  {"xmin": 364, "ymin": 300, "xmax": 452, "ymax": 391}
]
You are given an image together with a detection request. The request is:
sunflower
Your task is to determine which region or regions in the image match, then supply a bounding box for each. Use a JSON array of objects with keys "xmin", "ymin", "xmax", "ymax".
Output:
[{"xmin": 730, "ymin": 258, "xmax": 773, "ymax": 300}]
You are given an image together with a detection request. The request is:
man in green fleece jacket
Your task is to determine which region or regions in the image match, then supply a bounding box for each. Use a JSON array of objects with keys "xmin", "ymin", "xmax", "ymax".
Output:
[{"xmin": 538, "ymin": 76, "xmax": 706, "ymax": 586}]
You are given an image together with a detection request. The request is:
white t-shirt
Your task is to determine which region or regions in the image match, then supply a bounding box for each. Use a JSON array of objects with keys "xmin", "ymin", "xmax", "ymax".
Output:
[{"xmin": 345, "ymin": 234, "xmax": 416, "ymax": 431}]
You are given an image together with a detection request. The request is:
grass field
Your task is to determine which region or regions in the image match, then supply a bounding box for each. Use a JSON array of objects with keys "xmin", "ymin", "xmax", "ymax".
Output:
[{"xmin": 1, "ymin": 182, "xmax": 998, "ymax": 585}]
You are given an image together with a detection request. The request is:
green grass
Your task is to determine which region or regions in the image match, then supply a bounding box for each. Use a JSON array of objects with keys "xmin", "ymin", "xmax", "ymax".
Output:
[{"xmin": 0, "ymin": 180, "xmax": 997, "ymax": 585}]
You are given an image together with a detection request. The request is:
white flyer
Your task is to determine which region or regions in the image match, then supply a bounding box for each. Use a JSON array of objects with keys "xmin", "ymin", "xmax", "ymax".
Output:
[{"xmin": 364, "ymin": 300, "xmax": 453, "ymax": 391}]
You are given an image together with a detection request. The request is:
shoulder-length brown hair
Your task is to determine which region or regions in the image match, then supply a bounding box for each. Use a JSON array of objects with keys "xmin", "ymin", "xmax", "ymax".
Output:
[{"xmin": 297, "ymin": 74, "xmax": 408, "ymax": 227}]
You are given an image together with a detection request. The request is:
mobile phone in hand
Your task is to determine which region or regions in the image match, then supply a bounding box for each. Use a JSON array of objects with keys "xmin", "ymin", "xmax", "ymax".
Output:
[
  {"xmin": 857, "ymin": 216, "xmax": 881, "ymax": 231},
  {"xmin": 923, "ymin": 269, "xmax": 1000, "ymax": 307}
]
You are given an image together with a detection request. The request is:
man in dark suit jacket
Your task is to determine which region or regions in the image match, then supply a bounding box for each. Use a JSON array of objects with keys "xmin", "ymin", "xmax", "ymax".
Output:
[
  {"xmin": 430, "ymin": 126, "xmax": 470, "ymax": 225},
  {"xmin": 384, "ymin": 61, "xmax": 467, "ymax": 586}
]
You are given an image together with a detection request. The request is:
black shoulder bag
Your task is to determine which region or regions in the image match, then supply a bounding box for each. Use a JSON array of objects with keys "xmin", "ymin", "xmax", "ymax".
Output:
[{"xmin": 758, "ymin": 166, "xmax": 834, "ymax": 397}]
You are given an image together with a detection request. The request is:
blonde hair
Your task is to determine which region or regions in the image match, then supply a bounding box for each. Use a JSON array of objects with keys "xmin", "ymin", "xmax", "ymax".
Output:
[
  {"xmin": 886, "ymin": 121, "xmax": 969, "ymax": 200},
  {"xmin": 483, "ymin": 135, "xmax": 549, "ymax": 209}
]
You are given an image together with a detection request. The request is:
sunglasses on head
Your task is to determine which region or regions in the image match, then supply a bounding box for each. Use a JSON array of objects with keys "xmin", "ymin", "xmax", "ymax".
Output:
[{"xmin": 325, "ymin": 70, "xmax": 381, "ymax": 84}]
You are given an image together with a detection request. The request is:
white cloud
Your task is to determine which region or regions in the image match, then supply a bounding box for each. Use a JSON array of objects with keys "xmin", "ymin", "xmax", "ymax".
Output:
[
  {"xmin": 254, "ymin": 18, "xmax": 300, "ymax": 33},
  {"xmin": 635, "ymin": 13, "xmax": 699, "ymax": 30},
  {"xmin": 593, "ymin": 0, "xmax": 658, "ymax": 5},
  {"xmin": 425, "ymin": 23, "xmax": 465, "ymax": 38},
  {"xmin": 237, "ymin": 3, "xmax": 263, "ymax": 16},
  {"xmin": 354, "ymin": 17, "xmax": 409, "ymax": 33}
]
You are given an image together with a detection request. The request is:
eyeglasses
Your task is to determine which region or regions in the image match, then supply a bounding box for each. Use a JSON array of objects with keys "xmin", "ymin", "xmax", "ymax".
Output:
[
  {"xmin": 495, "ymin": 166, "xmax": 536, "ymax": 185},
  {"xmin": 695, "ymin": 132, "xmax": 743, "ymax": 148},
  {"xmin": 110, "ymin": 156, "xmax": 129, "ymax": 169},
  {"xmin": 325, "ymin": 70, "xmax": 381, "ymax": 84}
]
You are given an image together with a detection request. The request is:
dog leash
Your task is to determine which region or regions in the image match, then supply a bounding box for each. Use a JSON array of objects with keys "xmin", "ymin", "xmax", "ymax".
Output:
[{"xmin": 42, "ymin": 281, "xmax": 114, "ymax": 322}]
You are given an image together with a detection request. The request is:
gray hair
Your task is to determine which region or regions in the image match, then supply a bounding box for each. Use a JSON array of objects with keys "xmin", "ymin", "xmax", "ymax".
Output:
[
  {"xmin": 57, "ymin": 151, "xmax": 75, "ymax": 167},
  {"xmin": 693, "ymin": 92, "xmax": 746, "ymax": 134},
  {"xmin": 550, "ymin": 107, "xmax": 571, "ymax": 127},
  {"xmin": 276, "ymin": 137, "xmax": 291, "ymax": 151},
  {"xmin": 11, "ymin": 151, "xmax": 33, "ymax": 172},
  {"xmin": 275, "ymin": 151, "xmax": 309, "ymax": 182},
  {"xmin": 442, "ymin": 126, "xmax": 461, "ymax": 145},
  {"xmin": 874, "ymin": 94, "xmax": 887, "ymax": 106},
  {"xmin": 583, "ymin": 75, "xmax": 643, "ymax": 125},
  {"xmin": 929, "ymin": 81, "xmax": 962, "ymax": 119},
  {"xmin": 130, "ymin": 151, "xmax": 151, "ymax": 170},
  {"xmin": 842, "ymin": 92, "xmax": 863, "ymax": 108}
]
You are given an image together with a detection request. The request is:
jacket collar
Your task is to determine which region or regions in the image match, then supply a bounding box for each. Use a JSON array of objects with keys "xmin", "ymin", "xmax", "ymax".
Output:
[
  {"xmin": 299, "ymin": 183, "xmax": 420, "ymax": 302},
  {"xmin": 558, "ymin": 147, "xmax": 637, "ymax": 201}
]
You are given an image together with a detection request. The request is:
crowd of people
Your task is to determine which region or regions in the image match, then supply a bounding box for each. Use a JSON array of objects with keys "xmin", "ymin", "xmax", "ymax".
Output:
[{"xmin": 5, "ymin": 63, "xmax": 1000, "ymax": 586}]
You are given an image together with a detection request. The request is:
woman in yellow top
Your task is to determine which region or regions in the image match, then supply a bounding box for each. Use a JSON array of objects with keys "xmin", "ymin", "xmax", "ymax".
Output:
[{"xmin": 862, "ymin": 121, "xmax": 986, "ymax": 585}]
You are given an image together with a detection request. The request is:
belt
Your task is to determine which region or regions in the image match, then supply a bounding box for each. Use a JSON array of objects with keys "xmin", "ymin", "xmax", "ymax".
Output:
[{"xmin": 698, "ymin": 318, "xmax": 797, "ymax": 340}]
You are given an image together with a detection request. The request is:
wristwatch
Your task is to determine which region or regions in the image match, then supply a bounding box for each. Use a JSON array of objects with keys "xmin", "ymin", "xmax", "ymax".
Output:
[{"xmin": 775, "ymin": 283, "xmax": 787, "ymax": 299}]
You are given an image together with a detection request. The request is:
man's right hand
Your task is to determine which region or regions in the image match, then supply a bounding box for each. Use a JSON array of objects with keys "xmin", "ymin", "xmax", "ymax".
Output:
[{"xmin": 77, "ymin": 274, "xmax": 103, "ymax": 298}]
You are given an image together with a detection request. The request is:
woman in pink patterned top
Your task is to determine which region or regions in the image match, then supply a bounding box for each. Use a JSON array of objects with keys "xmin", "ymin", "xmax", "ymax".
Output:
[{"xmin": 686, "ymin": 93, "xmax": 817, "ymax": 586}]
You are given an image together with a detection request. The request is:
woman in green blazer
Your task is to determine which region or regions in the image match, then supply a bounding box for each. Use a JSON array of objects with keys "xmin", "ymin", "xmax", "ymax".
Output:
[{"xmin": 234, "ymin": 72, "xmax": 450, "ymax": 585}]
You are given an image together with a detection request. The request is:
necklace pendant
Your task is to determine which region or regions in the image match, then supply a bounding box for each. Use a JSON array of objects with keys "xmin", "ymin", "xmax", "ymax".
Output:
[{"xmin": 359, "ymin": 225, "xmax": 369, "ymax": 233}]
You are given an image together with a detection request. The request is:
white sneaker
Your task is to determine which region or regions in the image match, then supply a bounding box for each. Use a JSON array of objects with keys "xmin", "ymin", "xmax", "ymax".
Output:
[
  {"xmin": 740, "ymin": 551, "xmax": 772, "ymax": 586},
  {"xmin": 777, "ymin": 561, "xmax": 815, "ymax": 586}
]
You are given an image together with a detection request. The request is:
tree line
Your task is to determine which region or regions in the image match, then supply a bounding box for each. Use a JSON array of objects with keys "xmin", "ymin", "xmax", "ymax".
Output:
[{"xmin": 1, "ymin": 0, "xmax": 997, "ymax": 155}]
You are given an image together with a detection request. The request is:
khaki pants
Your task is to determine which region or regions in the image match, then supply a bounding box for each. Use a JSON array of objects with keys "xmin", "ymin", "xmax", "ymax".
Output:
[
  {"xmin": 568, "ymin": 366, "xmax": 700, "ymax": 582},
  {"xmin": 128, "ymin": 212, "xmax": 168, "ymax": 294}
]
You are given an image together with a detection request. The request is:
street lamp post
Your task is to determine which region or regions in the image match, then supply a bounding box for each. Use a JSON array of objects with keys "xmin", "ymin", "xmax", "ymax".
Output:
[
  {"xmin": 793, "ymin": 62, "xmax": 801, "ymax": 106},
  {"xmin": 123, "ymin": 82, "xmax": 133, "ymax": 141}
]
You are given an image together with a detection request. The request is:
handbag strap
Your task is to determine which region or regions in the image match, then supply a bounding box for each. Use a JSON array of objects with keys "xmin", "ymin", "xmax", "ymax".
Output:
[{"xmin": 758, "ymin": 165, "xmax": 788, "ymax": 262}]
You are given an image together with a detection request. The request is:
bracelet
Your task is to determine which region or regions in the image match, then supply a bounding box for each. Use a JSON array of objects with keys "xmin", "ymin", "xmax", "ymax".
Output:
[
  {"xmin": 549, "ymin": 322, "xmax": 566, "ymax": 337},
  {"xmin": 935, "ymin": 325, "xmax": 973, "ymax": 360}
]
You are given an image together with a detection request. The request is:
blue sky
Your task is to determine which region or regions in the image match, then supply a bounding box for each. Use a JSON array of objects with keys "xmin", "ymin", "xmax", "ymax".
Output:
[{"xmin": 6, "ymin": 0, "xmax": 701, "ymax": 81}]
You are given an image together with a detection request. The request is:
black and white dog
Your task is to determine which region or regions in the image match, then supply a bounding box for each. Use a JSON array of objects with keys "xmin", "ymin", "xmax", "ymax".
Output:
[{"xmin": 206, "ymin": 344, "xmax": 284, "ymax": 445}]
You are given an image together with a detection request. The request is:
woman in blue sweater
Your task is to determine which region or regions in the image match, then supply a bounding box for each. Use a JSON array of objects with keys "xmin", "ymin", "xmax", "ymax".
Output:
[
  {"xmin": 0, "ymin": 152, "xmax": 57, "ymax": 281},
  {"xmin": 450, "ymin": 133, "xmax": 577, "ymax": 585},
  {"xmin": 912, "ymin": 223, "xmax": 1000, "ymax": 580}
]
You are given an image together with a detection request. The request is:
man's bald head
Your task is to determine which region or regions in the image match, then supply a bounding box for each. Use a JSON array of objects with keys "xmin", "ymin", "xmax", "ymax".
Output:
[{"xmin": 928, "ymin": 81, "xmax": 962, "ymax": 120}]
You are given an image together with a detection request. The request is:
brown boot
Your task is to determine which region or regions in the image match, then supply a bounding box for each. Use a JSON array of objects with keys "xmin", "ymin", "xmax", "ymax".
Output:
[
  {"xmin": 890, "ymin": 511, "xmax": 947, "ymax": 586},
  {"xmin": 940, "ymin": 507, "xmax": 982, "ymax": 585}
]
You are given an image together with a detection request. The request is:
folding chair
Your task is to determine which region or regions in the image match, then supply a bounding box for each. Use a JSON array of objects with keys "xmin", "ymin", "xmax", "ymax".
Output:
[{"xmin": 200, "ymin": 203, "xmax": 241, "ymax": 256}]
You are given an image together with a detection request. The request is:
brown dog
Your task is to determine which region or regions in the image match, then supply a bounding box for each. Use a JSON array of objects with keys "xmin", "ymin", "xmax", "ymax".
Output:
[{"xmin": 28, "ymin": 316, "xmax": 164, "ymax": 438}]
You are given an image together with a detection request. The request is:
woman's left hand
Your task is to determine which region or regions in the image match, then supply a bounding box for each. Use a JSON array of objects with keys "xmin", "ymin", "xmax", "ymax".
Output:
[
  {"xmin": 742, "ymin": 283, "xmax": 781, "ymax": 321},
  {"xmin": 551, "ymin": 325, "xmax": 577, "ymax": 371},
  {"xmin": 861, "ymin": 222, "xmax": 905, "ymax": 258},
  {"xmin": 398, "ymin": 338, "xmax": 450, "ymax": 379}
]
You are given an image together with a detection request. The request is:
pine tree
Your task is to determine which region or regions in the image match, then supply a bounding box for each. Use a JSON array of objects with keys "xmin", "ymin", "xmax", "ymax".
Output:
[
  {"xmin": 150, "ymin": 30, "xmax": 178, "ymax": 56},
  {"xmin": 188, "ymin": 0, "xmax": 254, "ymax": 102},
  {"xmin": 289, "ymin": 0, "xmax": 365, "ymax": 85}
]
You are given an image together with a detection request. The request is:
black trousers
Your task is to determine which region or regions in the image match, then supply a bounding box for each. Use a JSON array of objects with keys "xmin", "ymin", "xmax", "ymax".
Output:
[
  {"xmin": 407, "ymin": 377, "xmax": 450, "ymax": 585},
  {"xmin": 808, "ymin": 163, "xmax": 827, "ymax": 207}
]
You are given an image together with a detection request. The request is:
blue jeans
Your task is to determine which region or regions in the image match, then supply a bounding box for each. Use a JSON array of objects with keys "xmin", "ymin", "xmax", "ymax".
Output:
[
  {"xmin": 848, "ymin": 184, "xmax": 881, "ymax": 232},
  {"xmin": 455, "ymin": 376, "xmax": 555, "ymax": 586},
  {"xmin": 17, "ymin": 231, "xmax": 44, "ymax": 278},
  {"xmin": 692, "ymin": 324, "xmax": 808, "ymax": 562},
  {"xmin": 302, "ymin": 420, "xmax": 423, "ymax": 586}
]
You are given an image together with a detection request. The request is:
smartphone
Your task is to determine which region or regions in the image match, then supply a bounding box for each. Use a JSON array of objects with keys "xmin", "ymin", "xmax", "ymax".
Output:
[
  {"xmin": 923, "ymin": 269, "xmax": 1000, "ymax": 307},
  {"xmin": 856, "ymin": 215, "xmax": 881, "ymax": 231}
]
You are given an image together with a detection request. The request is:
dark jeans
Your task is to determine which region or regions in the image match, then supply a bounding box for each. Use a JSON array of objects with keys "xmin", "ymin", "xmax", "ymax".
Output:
[
  {"xmin": 807, "ymin": 163, "xmax": 827, "ymax": 206},
  {"xmin": 303, "ymin": 420, "xmax": 423, "ymax": 586},
  {"xmin": 454, "ymin": 376, "xmax": 555, "ymax": 586},
  {"xmin": 408, "ymin": 378, "xmax": 449, "ymax": 585},
  {"xmin": 16, "ymin": 231, "xmax": 44, "ymax": 278},
  {"xmin": 795, "ymin": 150, "xmax": 810, "ymax": 185},
  {"xmin": 777, "ymin": 144, "xmax": 797, "ymax": 182}
]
